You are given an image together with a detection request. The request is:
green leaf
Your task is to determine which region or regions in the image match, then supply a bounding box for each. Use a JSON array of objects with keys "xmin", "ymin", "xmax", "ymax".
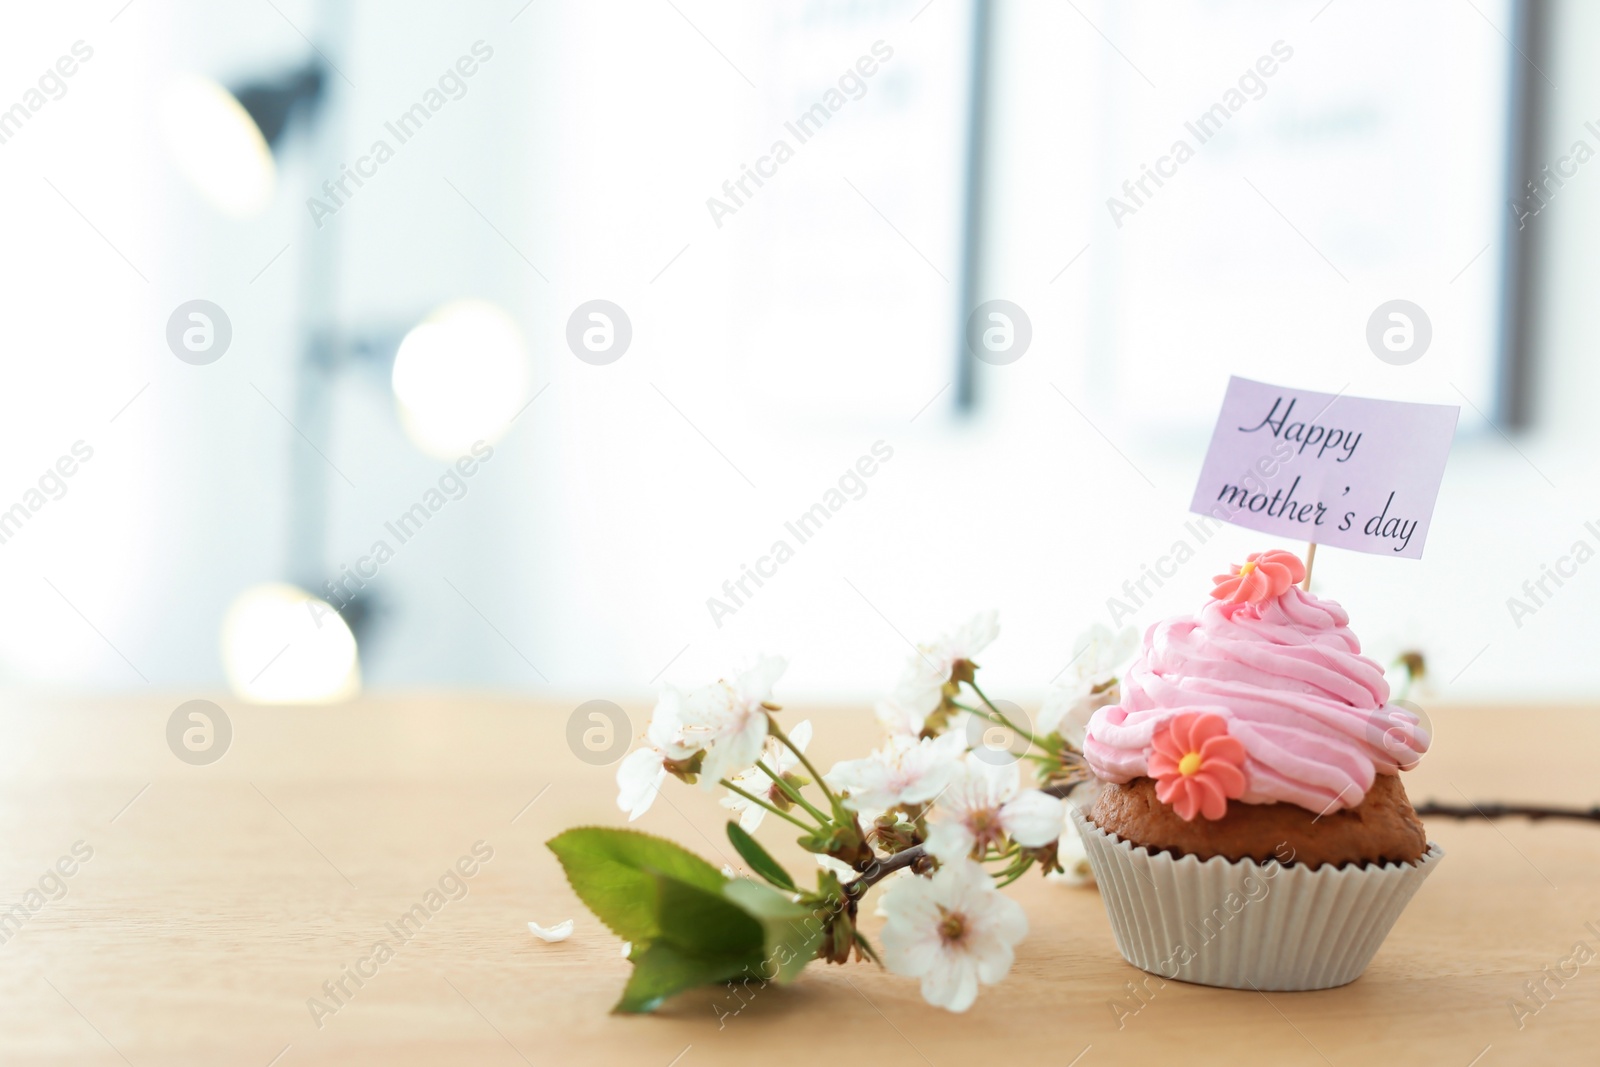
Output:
[
  {"xmin": 614, "ymin": 941, "xmax": 757, "ymax": 1014},
  {"xmin": 723, "ymin": 879, "xmax": 829, "ymax": 984},
  {"xmin": 652, "ymin": 872, "xmax": 765, "ymax": 958},
  {"xmin": 608, "ymin": 870, "xmax": 773, "ymax": 1012},
  {"xmin": 547, "ymin": 827, "xmax": 727, "ymax": 943},
  {"xmin": 550, "ymin": 826, "xmax": 829, "ymax": 1012},
  {"xmin": 725, "ymin": 822, "xmax": 796, "ymax": 892}
]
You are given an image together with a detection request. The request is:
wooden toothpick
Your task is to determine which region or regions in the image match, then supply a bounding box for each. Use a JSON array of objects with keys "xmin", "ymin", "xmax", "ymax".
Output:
[{"xmin": 1302, "ymin": 542, "xmax": 1317, "ymax": 590}]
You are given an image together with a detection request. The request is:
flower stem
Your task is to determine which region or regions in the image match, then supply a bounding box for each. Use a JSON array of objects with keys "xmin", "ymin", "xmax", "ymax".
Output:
[
  {"xmin": 756, "ymin": 759, "xmax": 832, "ymax": 825},
  {"xmin": 768, "ymin": 717, "xmax": 842, "ymax": 809},
  {"xmin": 992, "ymin": 857, "xmax": 1035, "ymax": 888},
  {"xmin": 965, "ymin": 681, "xmax": 1043, "ymax": 749},
  {"xmin": 980, "ymin": 843, "xmax": 1019, "ymax": 863},
  {"xmin": 955, "ymin": 703, "xmax": 1056, "ymax": 765},
  {"xmin": 720, "ymin": 778, "xmax": 816, "ymax": 831},
  {"xmin": 953, "ymin": 701, "xmax": 998, "ymax": 721}
]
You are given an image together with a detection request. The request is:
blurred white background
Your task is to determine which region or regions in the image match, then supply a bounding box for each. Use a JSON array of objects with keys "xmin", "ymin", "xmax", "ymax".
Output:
[{"xmin": 0, "ymin": 0, "xmax": 1594, "ymax": 707}]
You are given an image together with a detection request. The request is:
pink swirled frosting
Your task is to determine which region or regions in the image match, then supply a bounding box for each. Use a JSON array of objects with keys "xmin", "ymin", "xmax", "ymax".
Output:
[{"xmin": 1084, "ymin": 586, "xmax": 1427, "ymax": 815}]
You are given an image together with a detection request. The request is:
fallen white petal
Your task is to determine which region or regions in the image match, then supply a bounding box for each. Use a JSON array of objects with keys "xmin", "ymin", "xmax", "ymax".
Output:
[{"xmin": 528, "ymin": 919, "xmax": 574, "ymax": 942}]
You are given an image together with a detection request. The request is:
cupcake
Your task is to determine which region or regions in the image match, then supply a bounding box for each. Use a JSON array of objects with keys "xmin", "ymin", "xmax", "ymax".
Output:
[{"xmin": 1074, "ymin": 549, "xmax": 1443, "ymax": 991}]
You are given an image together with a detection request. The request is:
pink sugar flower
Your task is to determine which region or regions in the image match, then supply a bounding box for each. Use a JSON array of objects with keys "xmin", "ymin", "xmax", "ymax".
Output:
[
  {"xmin": 1210, "ymin": 549, "xmax": 1306, "ymax": 606},
  {"xmin": 1148, "ymin": 712, "xmax": 1248, "ymax": 821}
]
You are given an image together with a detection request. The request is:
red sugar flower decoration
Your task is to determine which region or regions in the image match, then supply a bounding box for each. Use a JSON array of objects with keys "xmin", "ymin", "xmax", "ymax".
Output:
[
  {"xmin": 1210, "ymin": 549, "xmax": 1306, "ymax": 606},
  {"xmin": 1148, "ymin": 712, "xmax": 1248, "ymax": 821}
]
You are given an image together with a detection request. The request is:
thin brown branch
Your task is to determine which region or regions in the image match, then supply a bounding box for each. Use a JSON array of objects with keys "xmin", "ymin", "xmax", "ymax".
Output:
[
  {"xmin": 1414, "ymin": 801, "xmax": 1600, "ymax": 823},
  {"xmin": 842, "ymin": 846, "xmax": 929, "ymax": 899}
]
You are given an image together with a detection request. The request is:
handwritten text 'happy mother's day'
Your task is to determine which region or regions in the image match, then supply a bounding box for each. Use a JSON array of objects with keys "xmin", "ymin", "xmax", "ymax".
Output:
[{"xmin": 1189, "ymin": 378, "xmax": 1458, "ymax": 560}]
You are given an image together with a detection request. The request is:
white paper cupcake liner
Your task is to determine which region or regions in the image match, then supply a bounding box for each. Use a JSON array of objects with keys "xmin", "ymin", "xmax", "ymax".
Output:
[{"xmin": 1071, "ymin": 806, "xmax": 1443, "ymax": 991}]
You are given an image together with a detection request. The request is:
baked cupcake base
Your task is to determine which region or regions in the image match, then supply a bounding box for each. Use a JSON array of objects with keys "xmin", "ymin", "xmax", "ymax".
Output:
[
  {"xmin": 1090, "ymin": 773, "xmax": 1428, "ymax": 870},
  {"xmin": 1071, "ymin": 806, "xmax": 1443, "ymax": 990}
]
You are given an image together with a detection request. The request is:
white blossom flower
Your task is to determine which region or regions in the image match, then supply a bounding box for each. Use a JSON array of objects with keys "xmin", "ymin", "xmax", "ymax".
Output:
[
  {"xmin": 719, "ymin": 719, "xmax": 813, "ymax": 831},
  {"xmin": 615, "ymin": 687, "xmax": 694, "ymax": 821},
  {"xmin": 678, "ymin": 655, "xmax": 788, "ymax": 786},
  {"xmin": 880, "ymin": 859, "xmax": 1028, "ymax": 1012},
  {"xmin": 1037, "ymin": 624, "xmax": 1138, "ymax": 746},
  {"xmin": 827, "ymin": 731, "xmax": 966, "ymax": 814},
  {"xmin": 894, "ymin": 612, "xmax": 1000, "ymax": 729},
  {"xmin": 873, "ymin": 685, "xmax": 926, "ymax": 738},
  {"xmin": 528, "ymin": 919, "xmax": 574, "ymax": 942},
  {"xmin": 924, "ymin": 757, "xmax": 1064, "ymax": 863}
]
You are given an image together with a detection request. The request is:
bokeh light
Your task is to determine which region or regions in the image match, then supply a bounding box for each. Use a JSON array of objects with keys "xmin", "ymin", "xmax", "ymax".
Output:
[
  {"xmin": 391, "ymin": 299, "xmax": 533, "ymax": 459},
  {"xmin": 159, "ymin": 73, "xmax": 276, "ymax": 217},
  {"xmin": 221, "ymin": 583, "xmax": 360, "ymax": 704}
]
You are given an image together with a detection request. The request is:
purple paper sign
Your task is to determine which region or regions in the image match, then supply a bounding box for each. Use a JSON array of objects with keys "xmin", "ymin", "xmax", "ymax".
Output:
[{"xmin": 1188, "ymin": 377, "xmax": 1459, "ymax": 559}]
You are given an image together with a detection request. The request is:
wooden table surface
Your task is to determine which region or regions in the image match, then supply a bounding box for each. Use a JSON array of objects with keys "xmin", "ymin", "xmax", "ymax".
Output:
[{"xmin": 0, "ymin": 696, "xmax": 1595, "ymax": 1065}]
